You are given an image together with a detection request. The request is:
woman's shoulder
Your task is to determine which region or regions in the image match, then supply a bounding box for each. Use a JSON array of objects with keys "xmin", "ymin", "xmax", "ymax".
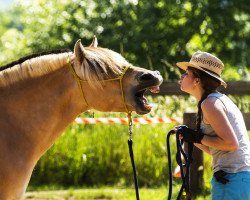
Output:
[
  {"xmin": 201, "ymin": 94, "xmax": 229, "ymax": 124},
  {"xmin": 207, "ymin": 92, "xmax": 224, "ymax": 99},
  {"xmin": 201, "ymin": 93, "xmax": 226, "ymax": 113}
]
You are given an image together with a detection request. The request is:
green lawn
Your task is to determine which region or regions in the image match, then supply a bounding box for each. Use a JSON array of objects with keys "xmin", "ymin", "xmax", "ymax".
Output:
[{"xmin": 25, "ymin": 187, "xmax": 210, "ymax": 200}]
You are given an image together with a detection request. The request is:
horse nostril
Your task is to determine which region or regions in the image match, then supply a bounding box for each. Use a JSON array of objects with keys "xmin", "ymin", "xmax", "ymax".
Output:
[{"xmin": 138, "ymin": 73, "xmax": 155, "ymax": 82}]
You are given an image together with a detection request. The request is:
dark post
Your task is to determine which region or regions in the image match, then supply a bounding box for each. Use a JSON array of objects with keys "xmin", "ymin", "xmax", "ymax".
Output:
[
  {"xmin": 243, "ymin": 113, "xmax": 250, "ymax": 130},
  {"xmin": 183, "ymin": 113, "xmax": 204, "ymax": 196}
]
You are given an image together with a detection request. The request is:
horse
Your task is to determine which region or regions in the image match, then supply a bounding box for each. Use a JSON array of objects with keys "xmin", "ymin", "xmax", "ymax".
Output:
[{"xmin": 0, "ymin": 36, "xmax": 163, "ymax": 200}]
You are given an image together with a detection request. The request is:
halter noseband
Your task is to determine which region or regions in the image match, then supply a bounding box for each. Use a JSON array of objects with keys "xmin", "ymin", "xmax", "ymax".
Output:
[{"xmin": 67, "ymin": 57, "xmax": 131, "ymax": 114}]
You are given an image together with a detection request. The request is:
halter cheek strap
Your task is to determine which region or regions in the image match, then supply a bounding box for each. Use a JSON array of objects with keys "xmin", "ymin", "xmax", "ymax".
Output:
[
  {"xmin": 67, "ymin": 58, "xmax": 89, "ymax": 106},
  {"xmin": 67, "ymin": 57, "xmax": 131, "ymax": 114}
]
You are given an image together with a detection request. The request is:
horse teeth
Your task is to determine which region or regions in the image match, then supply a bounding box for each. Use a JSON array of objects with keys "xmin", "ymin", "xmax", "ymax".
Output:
[
  {"xmin": 149, "ymin": 86, "xmax": 160, "ymax": 93},
  {"xmin": 144, "ymin": 103, "xmax": 153, "ymax": 110}
]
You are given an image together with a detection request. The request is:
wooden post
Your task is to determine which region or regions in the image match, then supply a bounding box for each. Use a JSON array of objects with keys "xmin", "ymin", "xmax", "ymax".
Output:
[
  {"xmin": 183, "ymin": 113, "xmax": 204, "ymax": 196},
  {"xmin": 243, "ymin": 113, "xmax": 250, "ymax": 130}
]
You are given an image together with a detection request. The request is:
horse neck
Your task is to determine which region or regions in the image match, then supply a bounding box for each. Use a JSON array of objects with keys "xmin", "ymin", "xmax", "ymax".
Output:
[{"xmin": 0, "ymin": 62, "xmax": 88, "ymax": 160}]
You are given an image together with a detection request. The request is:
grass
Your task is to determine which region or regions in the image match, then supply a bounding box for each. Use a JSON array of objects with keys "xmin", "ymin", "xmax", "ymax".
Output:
[
  {"xmin": 25, "ymin": 186, "xmax": 211, "ymax": 200},
  {"xmin": 25, "ymin": 187, "xmax": 166, "ymax": 200}
]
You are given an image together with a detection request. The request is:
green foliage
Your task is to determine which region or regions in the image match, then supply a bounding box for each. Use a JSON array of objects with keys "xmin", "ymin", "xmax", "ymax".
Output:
[
  {"xmin": 229, "ymin": 95, "xmax": 250, "ymax": 113},
  {"xmin": 1, "ymin": 0, "xmax": 250, "ymax": 81}
]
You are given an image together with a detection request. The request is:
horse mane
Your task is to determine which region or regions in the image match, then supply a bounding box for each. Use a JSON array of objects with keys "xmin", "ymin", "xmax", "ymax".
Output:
[
  {"xmin": 0, "ymin": 49, "xmax": 71, "ymax": 71},
  {"xmin": 0, "ymin": 47, "xmax": 129, "ymax": 87},
  {"xmin": 0, "ymin": 49, "xmax": 72, "ymax": 86}
]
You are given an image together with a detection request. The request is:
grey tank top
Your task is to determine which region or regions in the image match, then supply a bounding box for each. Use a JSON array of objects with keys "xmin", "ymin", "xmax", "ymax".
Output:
[{"xmin": 201, "ymin": 92, "xmax": 250, "ymax": 174}]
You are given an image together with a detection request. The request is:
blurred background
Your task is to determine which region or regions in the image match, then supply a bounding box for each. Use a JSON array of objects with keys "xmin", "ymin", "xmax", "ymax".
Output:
[
  {"xmin": 0, "ymin": 0, "xmax": 249, "ymax": 199},
  {"xmin": 1, "ymin": 0, "xmax": 250, "ymax": 81}
]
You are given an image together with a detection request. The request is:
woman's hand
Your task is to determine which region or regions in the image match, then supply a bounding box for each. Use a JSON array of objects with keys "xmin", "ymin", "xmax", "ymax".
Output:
[{"xmin": 175, "ymin": 125, "xmax": 204, "ymax": 144}]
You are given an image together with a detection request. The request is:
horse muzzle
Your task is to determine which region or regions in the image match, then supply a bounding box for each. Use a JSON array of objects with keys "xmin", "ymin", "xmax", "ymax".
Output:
[{"xmin": 133, "ymin": 71, "xmax": 163, "ymax": 114}]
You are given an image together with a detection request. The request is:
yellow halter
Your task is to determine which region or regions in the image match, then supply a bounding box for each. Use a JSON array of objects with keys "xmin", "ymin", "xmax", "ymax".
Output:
[{"xmin": 67, "ymin": 57, "xmax": 131, "ymax": 115}]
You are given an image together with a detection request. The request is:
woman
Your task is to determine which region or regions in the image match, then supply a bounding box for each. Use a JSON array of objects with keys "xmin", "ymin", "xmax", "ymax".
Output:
[{"xmin": 174, "ymin": 51, "xmax": 250, "ymax": 199}]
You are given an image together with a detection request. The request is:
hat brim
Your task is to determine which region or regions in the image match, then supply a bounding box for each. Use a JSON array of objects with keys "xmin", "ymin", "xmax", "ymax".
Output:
[{"xmin": 176, "ymin": 62, "xmax": 227, "ymax": 88}]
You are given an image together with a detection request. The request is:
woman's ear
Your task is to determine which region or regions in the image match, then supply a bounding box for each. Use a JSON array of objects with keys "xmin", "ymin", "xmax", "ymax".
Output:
[{"xmin": 194, "ymin": 78, "xmax": 200, "ymax": 85}]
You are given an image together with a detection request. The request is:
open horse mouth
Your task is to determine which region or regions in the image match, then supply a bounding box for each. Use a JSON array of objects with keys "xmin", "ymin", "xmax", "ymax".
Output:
[
  {"xmin": 134, "ymin": 73, "xmax": 162, "ymax": 114},
  {"xmin": 135, "ymin": 85, "xmax": 160, "ymax": 114}
]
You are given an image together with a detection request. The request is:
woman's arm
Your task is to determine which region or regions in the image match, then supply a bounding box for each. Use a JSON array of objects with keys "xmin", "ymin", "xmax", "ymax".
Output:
[{"xmin": 200, "ymin": 97, "xmax": 239, "ymax": 152}]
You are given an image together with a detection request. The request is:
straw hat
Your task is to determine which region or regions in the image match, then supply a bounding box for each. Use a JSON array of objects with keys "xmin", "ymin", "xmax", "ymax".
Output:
[{"xmin": 176, "ymin": 51, "xmax": 227, "ymax": 88}]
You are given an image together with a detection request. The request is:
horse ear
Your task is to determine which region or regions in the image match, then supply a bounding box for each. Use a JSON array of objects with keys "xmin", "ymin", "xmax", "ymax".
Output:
[
  {"xmin": 89, "ymin": 35, "xmax": 98, "ymax": 47},
  {"xmin": 74, "ymin": 39, "xmax": 86, "ymax": 63}
]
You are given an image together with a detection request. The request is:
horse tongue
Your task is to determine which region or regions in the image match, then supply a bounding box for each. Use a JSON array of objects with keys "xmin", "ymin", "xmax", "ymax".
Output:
[{"xmin": 149, "ymin": 86, "xmax": 160, "ymax": 93}]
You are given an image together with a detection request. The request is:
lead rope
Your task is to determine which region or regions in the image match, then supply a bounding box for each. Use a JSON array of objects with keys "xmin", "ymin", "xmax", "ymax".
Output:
[
  {"xmin": 166, "ymin": 130, "xmax": 193, "ymax": 200},
  {"xmin": 127, "ymin": 112, "xmax": 140, "ymax": 200},
  {"xmin": 166, "ymin": 130, "xmax": 175, "ymax": 199}
]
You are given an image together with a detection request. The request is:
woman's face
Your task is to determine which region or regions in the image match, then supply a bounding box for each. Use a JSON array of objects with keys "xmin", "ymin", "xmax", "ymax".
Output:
[{"xmin": 179, "ymin": 69, "xmax": 199, "ymax": 94}]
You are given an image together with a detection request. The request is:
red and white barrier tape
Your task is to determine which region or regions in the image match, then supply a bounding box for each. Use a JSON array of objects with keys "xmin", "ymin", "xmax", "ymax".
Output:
[{"xmin": 75, "ymin": 117, "xmax": 179, "ymax": 124}]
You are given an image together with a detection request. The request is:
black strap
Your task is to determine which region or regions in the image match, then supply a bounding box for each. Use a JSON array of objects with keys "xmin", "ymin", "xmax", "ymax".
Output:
[
  {"xmin": 167, "ymin": 130, "xmax": 193, "ymax": 200},
  {"xmin": 214, "ymin": 170, "xmax": 229, "ymax": 184},
  {"xmin": 128, "ymin": 139, "xmax": 140, "ymax": 200},
  {"xmin": 166, "ymin": 130, "xmax": 175, "ymax": 200}
]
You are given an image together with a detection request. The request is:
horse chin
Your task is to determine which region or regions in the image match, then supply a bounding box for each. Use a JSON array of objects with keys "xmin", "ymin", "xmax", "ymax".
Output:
[{"xmin": 135, "ymin": 107, "xmax": 152, "ymax": 115}]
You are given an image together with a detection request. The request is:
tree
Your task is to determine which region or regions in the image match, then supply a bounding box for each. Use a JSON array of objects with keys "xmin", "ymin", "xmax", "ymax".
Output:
[{"xmin": 0, "ymin": 0, "xmax": 249, "ymax": 80}]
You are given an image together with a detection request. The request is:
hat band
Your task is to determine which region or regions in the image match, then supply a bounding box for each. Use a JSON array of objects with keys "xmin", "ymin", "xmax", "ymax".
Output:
[{"xmin": 200, "ymin": 66, "xmax": 221, "ymax": 77}]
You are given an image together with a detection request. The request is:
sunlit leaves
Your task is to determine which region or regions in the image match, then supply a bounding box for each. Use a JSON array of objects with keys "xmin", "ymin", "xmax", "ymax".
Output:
[
  {"xmin": 0, "ymin": 28, "xmax": 31, "ymax": 64},
  {"xmin": 0, "ymin": 0, "xmax": 249, "ymax": 80}
]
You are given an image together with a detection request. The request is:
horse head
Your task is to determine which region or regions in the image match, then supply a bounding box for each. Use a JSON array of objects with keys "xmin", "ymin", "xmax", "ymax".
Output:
[{"xmin": 72, "ymin": 37, "xmax": 163, "ymax": 115}]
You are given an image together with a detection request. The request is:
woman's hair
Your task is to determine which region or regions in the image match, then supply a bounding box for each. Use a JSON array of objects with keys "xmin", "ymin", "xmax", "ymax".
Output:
[{"xmin": 188, "ymin": 67, "xmax": 221, "ymax": 130}]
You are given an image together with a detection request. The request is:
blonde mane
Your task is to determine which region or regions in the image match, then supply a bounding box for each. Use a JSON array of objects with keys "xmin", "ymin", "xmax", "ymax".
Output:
[
  {"xmin": 0, "ymin": 52, "xmax": 72, "ymax": 86},
  {"xmin": 0, "ymin": 47, "xmax": 130, "ymax": 87}
]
